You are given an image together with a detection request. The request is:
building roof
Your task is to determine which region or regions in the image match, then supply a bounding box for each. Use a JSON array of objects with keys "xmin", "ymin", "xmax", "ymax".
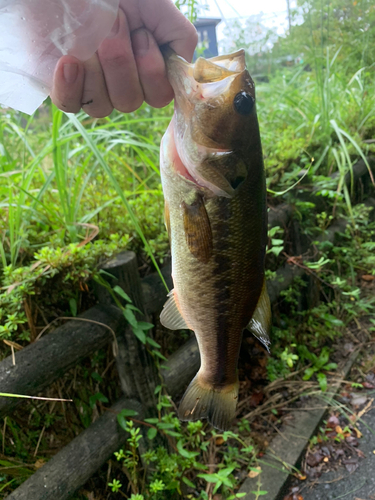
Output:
[{"xmin": 194, "ymin": 17, "xmax": 221, "ymax": 28}]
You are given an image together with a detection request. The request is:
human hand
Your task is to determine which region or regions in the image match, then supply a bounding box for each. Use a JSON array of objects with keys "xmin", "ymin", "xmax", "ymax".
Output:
[{"xmin": 51, "ymin": 0, "xmax": 197, "ymax": 117}]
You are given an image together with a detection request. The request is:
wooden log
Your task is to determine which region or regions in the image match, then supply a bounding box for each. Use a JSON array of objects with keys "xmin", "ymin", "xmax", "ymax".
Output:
[
  {"xmin": 162, "ymin": 336, "xmax": 200, "ymax": 397},
  {"xmin": 5, "ymin": 398, "xmax": 143, "ymax": 500},
  {"xmin": 94, "ymin": 251, "xmax": 145, "ymax": 311},
  {"xmin": 142, "ymin": 262, "xmax": 172, "ymax": 315},
  {"xmin": 1, "ymin": 339, "xmax": 201, "ymax": 500},
  {"xmin": 0, "ymin": 305, "xmax": 123, "ymax": 417},
  {"xmin": 94, "ymin": 251, "xmax": 159, "ymax": 417}
]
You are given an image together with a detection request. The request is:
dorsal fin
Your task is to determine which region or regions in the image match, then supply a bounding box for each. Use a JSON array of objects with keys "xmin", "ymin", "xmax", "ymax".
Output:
[
  {"xmin": 160, "ymin": 290, "xmax": 189, "ymax": 330},
  {"xmin": 247, "ymin": 279, "xmax": 272, "ymax": 352}
]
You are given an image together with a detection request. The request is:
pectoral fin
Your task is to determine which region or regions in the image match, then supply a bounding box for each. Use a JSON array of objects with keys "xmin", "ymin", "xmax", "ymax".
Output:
[
  {"xmin": 182, "ymin": 195, "xmax": 213, "ymax": 263},
  {"xmin": 247, "ymin": 279, "xmax": 272, "ymax": 352},
  {"xmin": 160, "ymin": 290, "xmax": 189, "ymax": 330}
]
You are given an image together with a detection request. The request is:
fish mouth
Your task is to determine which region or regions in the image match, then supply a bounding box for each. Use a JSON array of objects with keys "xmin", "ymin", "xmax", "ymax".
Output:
[
  {"xmin": 164, "ymin": 48, "xmax": 247, "ymax": 108},
  {"xmin": 163, "ymin": 47, "xmax": 246, "ymax": 84}
]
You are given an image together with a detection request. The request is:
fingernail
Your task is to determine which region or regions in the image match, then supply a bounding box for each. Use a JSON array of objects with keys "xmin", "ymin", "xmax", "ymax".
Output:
[
  {"xmin": 63, "ymin": 63, "xmax": 78, "ymax": 84},
  {"xmin": 108, "ymin": 17, "xmax": 120, "ymax": 38},
  {"xmin": 132, "ymin": 30, "xmax": 150, "ymax": 57}
]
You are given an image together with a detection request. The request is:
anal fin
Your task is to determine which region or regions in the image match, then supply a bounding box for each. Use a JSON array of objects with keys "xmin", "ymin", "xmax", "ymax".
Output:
[
  {"xmin": 160, "ymin": 289, "xmax": 188, "ymax": 330},
  {"xmin": 247, "ymin": 279, "xmax": 272, "ymax": 352}
]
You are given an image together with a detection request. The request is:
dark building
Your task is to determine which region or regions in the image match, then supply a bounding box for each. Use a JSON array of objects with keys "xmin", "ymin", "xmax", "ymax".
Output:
[{"xmin": 193, "ymin": 18, "xmax": 221, "ymax": 59}]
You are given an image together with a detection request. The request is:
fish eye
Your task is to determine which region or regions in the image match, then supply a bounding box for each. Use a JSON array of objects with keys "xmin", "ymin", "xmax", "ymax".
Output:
[{"xmin": 233, "ymin": 92, "xmax": 254, "ymax": 116}]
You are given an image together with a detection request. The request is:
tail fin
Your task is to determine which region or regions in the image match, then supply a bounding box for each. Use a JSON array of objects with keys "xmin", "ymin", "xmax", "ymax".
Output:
[{"xmin": 178, "ymin": 374, "xmax": 239, "ymax": 431}]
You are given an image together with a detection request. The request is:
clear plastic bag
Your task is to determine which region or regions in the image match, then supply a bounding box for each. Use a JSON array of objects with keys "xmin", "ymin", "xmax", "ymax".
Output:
[{"xmin": 0, "ymin": 0, "xmax": 120, "ymax": 114}]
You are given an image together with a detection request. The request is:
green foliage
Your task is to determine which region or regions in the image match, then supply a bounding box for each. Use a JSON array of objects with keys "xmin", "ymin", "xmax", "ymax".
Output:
[
  {"xmin": 267, "ymin": 226, "xmax": 284, "ymax": 257},
  {"xmin": 0, "ymin": 103, "xmax": 172, "ymax": 344},
  {"xmin": 110, "ymin": 407, "xmax": 259, "ymax": 499},
  {"xmin": 299, "ymin": 346, "xmax": 338, "ymax": 391},
  {"xmin": 0, "ymin": 237, "xmax": 129, "ymax": 342}
]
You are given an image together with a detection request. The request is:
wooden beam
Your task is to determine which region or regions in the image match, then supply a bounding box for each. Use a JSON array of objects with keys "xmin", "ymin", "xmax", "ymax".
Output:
[
  {"xmin": 5, "ymin": 398, "xmax": 143, "ymax": 500},
  {"xmin": 0, "ymin": 305, "xmax": 123, "ymax": 417}
]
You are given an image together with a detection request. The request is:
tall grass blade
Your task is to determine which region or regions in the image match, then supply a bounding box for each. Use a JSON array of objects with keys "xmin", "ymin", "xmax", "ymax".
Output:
[{"xmin": 67, "ymin": 113, "xmax": 169, "ymax": 292}]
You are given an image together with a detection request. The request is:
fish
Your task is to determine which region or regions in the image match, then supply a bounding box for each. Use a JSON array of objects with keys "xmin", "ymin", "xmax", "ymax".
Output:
[{"xmin": 159, "ymin": 48, "xmax": 271, "ymax": 431}]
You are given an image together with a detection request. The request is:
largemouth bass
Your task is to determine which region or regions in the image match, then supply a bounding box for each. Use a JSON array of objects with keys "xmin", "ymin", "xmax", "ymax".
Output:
[{"xmin": 160, "ymin": 49, "xmax": 271, "ymax": 431}]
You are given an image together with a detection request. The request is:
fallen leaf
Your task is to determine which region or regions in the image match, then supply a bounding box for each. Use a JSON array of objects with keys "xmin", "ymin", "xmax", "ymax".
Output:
[
  {"xmin": 248, "ymin": 391, "xmax": 265, "ymax": 407},
  {"xmin": 34, "ymin": 459, "xmax": 45, "ymax": 470},
  {"xmin": 283, "ymin": 494, "xmax": 304, "ymax": 500},
  {"xmin": 325, "ymin": 431, "xmax": 337, "ymax": 439},
  {"xmin": 307, "ymin": 452, "xmax": 324, "ymax": 467},
  {"xmin": 248, "ymin": 467, "xmax": 261, "ymax": 478},
  {"xmin": 327, "ymin": 415, "xmax": 340, "ymax": 428},
  {"xmin": 355, "ymin": 449, "xmax": 365, "ymax": 458},
  {"xmin": 354, "ymin": 427, "xmax": 363, "ymax": 438},
  {"xmin": 343, "ymin": 458, "xmax": 359, "ymax": 473},
  {"xmin": 345, "ymin": 435, "xmax": 359, "ymax": 446},
  {"xmin": 294, "ymin": 473, "xmax": 306, "ymax": 480},
  {"xmin": 351, "ymin": 394, "xmax": 368, "ymax": 407}
]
